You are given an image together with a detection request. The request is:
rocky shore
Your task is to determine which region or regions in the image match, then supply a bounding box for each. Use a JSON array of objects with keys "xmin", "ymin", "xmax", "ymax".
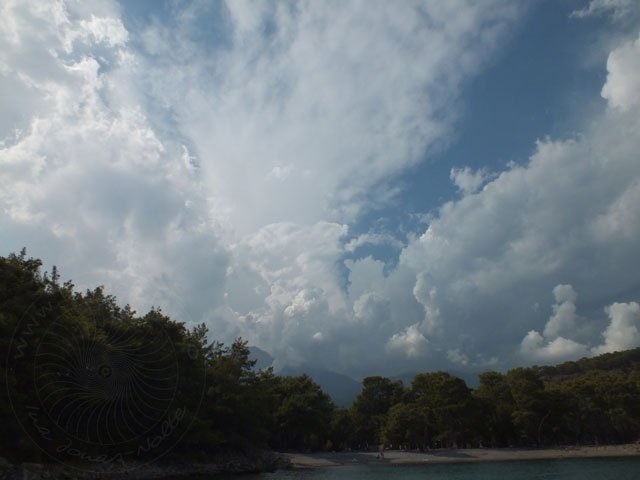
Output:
[{"xmin": 0, "ymin": 451, "xmax": 289, "ymax": 479}]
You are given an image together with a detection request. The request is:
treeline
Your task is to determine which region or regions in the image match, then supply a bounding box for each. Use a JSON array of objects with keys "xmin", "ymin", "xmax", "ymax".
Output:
[
  {"xmin": 0, "ymin": 250, "xmax": 336, "ymax": 462},
  {"xmin": 344, "ymin": 363, "xmax": 640, "ymax": 451},
  {"xmin": 1, "ymin": 251, "xmax": 640, "ymax": 465}
]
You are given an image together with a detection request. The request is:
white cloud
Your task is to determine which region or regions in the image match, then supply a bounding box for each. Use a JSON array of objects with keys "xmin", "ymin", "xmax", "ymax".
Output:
[
  {"xmin": 353, "ymin": 292, "xmax": 390, "ymax": 325},
  {"xmin": 571, "ymin": 0, "xmax": 634, "ymax": 21},
  {"xmin": 136, "ymin": 0, "xmax": 522, "ymax": 233},
  {"xmin": 344, "ymin": 233, "xmax": 405, "ymax": 253},
  {"xmin": 413, "ymin": 280, "xmax": 442, "ymax": 335},
  {"xmin": 543, "ymin": 284, "xmax": 578, "ymax": 338},
  {"xmin": 387, "ymin": 324, "xmax": 429, "ymax": 359},
  {"xmin": 601, "ymin": 34, "xmax": 640, "ymax": 111},
  {"xmin": 592, "ymin": 302, "xmax": 640, "ymax": 354},
  {"xmin": 127, "ymin": 0, "xmax": 524, "ymax": 372},
  {"xmin": 519, "ymin": 284, "xmax": 588, "ymax": 363},
  {"xmin": 450, "ymin": 167, "xmax": 490, "ymax": 195},
  {"xmin": 0, "ymin": 0, "xmax": 228, "ymax": 323},
  {"xmin": 552, "ymin": 284, "xmax": 577, "ymax": 304},
  {"xmin": 520, "ymin": 287, "xmax": 640, "ymax": 362},
  {"xmin": 78, "ymin": 15, "xmax": 128, "ymax": 47},
  {"xmin": 521, "ymin": 330, "xmax": 589, "ymax": 362},
  {"xmin": 284, "ymin": 288, "xmax": 322, "ymax": 318},
  {"xmin": 3, "ymin": 1, "xmax": 640, "ymax": 378},
  {"xmin": 399, "ymin": 79, "xmax": 640, "ymax": 364},
  {"xmin": 591, "ymin": 179, "xmax": 640, "ymax": 241}
]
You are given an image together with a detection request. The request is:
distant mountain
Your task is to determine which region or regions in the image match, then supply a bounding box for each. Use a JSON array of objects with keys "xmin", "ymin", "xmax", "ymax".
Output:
[
  {"xmin": 279, "ymin": 365, "xmax": 362, "ymax": 408},
  {"xmin": 249, "ymin": 349, "xmax": 488, "ymax": 406},
  {"xmin": 246, "ymin": 349, "xmax": 640, "ymax": 409},
  {"xmin": 248, "ymin": 345, "xmax": 274, "ymax": 370}
]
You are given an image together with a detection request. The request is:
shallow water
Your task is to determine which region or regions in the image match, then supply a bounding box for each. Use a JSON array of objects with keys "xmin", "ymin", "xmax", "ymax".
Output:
[{"xmin": 234, "ymin": 457, "xmax": 640, "ymax": 480}]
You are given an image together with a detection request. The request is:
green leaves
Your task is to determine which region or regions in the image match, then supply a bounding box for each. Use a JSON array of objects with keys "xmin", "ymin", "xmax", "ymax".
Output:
[
  {"xmin": 351, "ymin": 376, "xmax": 405, "ymax": 446},
  {"xmin": 270, "ymin": 374, "xmax": 334, "ymax": 451}
]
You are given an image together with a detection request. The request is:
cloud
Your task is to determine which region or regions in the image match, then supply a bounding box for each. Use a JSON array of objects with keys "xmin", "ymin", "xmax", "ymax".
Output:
[
  {"xmin": 353, "ymin": 292, "xmax": 390, "ymax": 325},
  {"xmin": 345, "ymin": 233, "xmax": 405, "ymax": 253},
  {"xmin": 398, "ymin": 63, "xmax": 640, "ymax": 365},
  {"xmin": 135, "ymin": 0, "xmax": 523, "ymax": 232},
  {"xmin": 0, "ymin": 0, "xmax": 228, "ymax": 322},
  {"xmin": 543, "ymin": 284, "xmax": 578, "ymax": 338},
  {"xmin": 3, "ymin": 1, "xmax": 640, "ymax": 378},
  {"xmin": 447, "ymin": 348, "xmax": 469, "ymax": 366},
  {"xmin": 413, "ymin": 279, "xmax": 441, "ymax": 335},
  {"xmin": 78, "ymin": 15, "xmax": 128, "ymax": 47},
  {"xmin": 521, "ymin": 330, "xmax": 589, "ymax": 362},
  {"xmin": 520, "ymin": 286, "xmax": 640, "ymax": 362},
  {"xmin": 519, "ymin": 284, "xmax": 588, "ymax": 363},
  {"xmin": 125, "ymin": 0, "xmax": 524, "ymax": 372},
  {"xmin": 592, "ymin": 302, "xmax": 640, "ymax": 354},
  {"xmin": 450, "ymin": 167, "xmax": 491, "ymax": 194},
  {"xmin": 266, "ymin": 164, "xmax": 294, "ymax": 182},
  {"xmin": 387, "ymin": 324, "xmax": 429, "ymax": 359},
  {"xmin": 601, "ymin": 33, "xmax": 640, "ymax": 111},
  {"xmin": 571, "ymin": 0, "xmax": 635, "ymax": 21}
]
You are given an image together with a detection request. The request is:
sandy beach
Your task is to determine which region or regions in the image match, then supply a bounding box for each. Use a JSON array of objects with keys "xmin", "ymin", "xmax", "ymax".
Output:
[{"xmin": 285, "ymin": 444, "xmax": 640, "ymax": 468}]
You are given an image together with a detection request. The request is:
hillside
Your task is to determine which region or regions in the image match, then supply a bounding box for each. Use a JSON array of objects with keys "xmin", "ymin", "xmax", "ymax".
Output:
[{"xmin": 535, "ymin": 348, "xmax": 640, "ymax": 382}]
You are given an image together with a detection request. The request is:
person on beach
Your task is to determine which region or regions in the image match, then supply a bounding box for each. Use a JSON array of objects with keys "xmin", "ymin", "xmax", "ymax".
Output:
[{"xmin": 377, "ymin": 444, "xmax": 385, "ymax": 459}]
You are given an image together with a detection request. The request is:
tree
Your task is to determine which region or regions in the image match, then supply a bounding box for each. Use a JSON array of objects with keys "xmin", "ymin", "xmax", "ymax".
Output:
[
  {"xmin": 351, "ymin": 376, "xmax": 405, "ymax": 447},
  {"xmin": 328, "ymin": 408, "xmax": 356, "ymax": 451},
  {"xmin": 506, "ymin": 368, "xmax": 548, "ymax": 446},
  {"xmin": 270, "ymin": 375, "xmax": 334, "ymax": 451},
  {"xmin": 410, "ymin": 372, "xmax": 476, "ymax": 448},
  {"xmin": 548, "ymin": 370, "xmax": 640, "ymax": 444},
  {"xmin": 474, "ymin": 371, "xmax": 516, "ymax": 447},
  {"xmin": 383, "ymin": 402, "xmax": 427, "ymax": 449}
]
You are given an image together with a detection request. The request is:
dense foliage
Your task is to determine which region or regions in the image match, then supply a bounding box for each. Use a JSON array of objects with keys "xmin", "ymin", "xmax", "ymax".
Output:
[
  {"xmin": 0, "ymin": 250, "xmax": 333, "ymax": 463},
  {"xmin": 1, "ymin": 251, "xmax": 639, "ymax": 464}
]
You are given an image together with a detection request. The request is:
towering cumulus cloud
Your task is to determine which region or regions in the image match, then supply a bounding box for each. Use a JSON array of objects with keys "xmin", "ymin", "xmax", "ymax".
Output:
[{"xmin": 1, "ymin": 1, "xmax": 640, "ymax": 376}]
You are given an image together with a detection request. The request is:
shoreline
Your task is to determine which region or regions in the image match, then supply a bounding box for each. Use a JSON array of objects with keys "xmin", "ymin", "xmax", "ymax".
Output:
[
  {"xmin": 3, "ymin": 446, "xmax": 639, "ymax": 478},
  {"xmin": 0, "ymin": 450, "xmax": 286, "ymax": 479},
  {"xmin": 284, "ymin": 444, "xmax": 640, "ymax": 469}
]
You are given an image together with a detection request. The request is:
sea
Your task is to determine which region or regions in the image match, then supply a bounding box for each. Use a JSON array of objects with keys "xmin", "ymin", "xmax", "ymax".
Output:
[{"xmin": 228, "ymin": 458, "xmax": 640, "ymax": 480}]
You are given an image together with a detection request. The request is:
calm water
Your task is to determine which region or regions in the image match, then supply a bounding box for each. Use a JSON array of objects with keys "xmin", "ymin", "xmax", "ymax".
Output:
[{"xmin": 233, "ymin": 458, "xmax": 640, "ymax": 480}]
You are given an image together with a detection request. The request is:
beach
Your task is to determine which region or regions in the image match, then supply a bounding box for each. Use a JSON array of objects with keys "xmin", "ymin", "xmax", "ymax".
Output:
[{"xmin": 285, "ymin": 444, "xmax": 640, "ymax": 468}]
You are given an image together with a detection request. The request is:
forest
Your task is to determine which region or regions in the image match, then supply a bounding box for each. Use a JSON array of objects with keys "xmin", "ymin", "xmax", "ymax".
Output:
[{"xmin": 1, "ymin": 250, "xmax": 639, "ymax": 465}]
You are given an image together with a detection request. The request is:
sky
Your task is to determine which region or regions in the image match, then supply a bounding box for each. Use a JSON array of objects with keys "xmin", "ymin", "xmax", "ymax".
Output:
[{"xmin": 1, "ymin": 0, "xmax": 640, "ymax": 379}]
